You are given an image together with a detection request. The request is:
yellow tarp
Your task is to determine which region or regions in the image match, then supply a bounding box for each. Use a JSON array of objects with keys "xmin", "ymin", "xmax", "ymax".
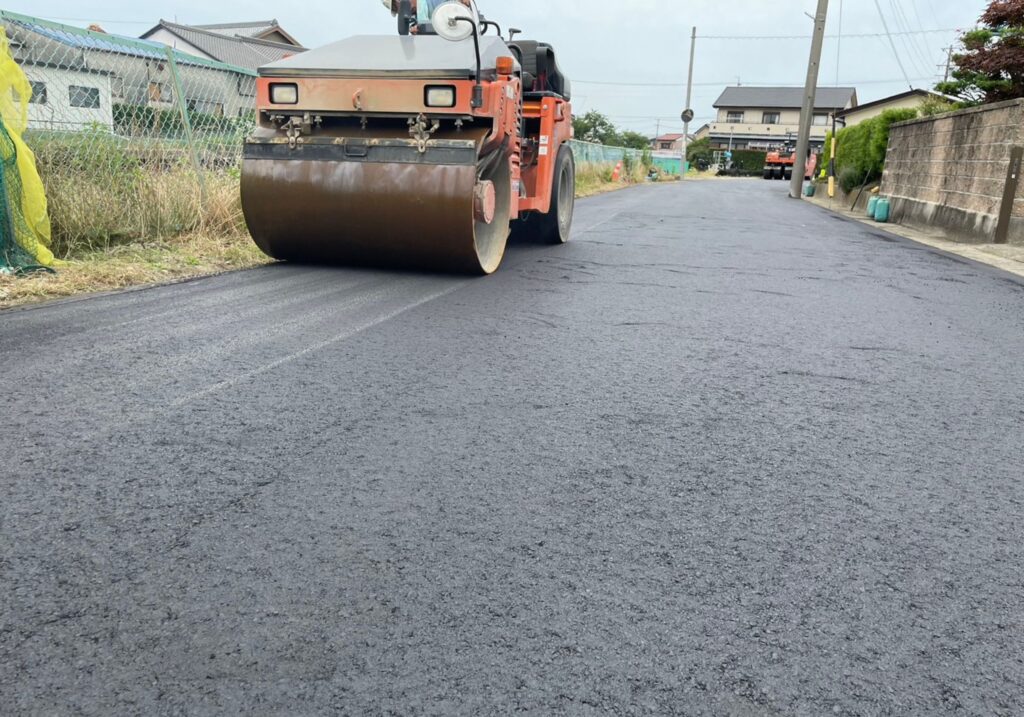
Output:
[{"xmin": 0, "ymin": 25, "xmax": 55, "ymax": 268}]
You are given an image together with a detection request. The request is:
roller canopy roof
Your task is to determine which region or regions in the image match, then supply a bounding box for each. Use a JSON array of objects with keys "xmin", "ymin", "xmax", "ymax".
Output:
[{"xmin": 258, "ymin": 35, "xmax": 519, "ymax": 78}]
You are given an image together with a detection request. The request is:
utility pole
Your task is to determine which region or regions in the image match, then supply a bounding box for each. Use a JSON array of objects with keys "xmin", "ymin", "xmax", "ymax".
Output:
[
  {"xmin": 790, "ymin": 0, "xmax": 829, "ymax": 200},
  {"xmin": 941, "ymin": 46, "xmax": 954, "ymax": 83},
  {"xmin": 682, "ymin": 26, "xmax": 697, "ymax": 175}
]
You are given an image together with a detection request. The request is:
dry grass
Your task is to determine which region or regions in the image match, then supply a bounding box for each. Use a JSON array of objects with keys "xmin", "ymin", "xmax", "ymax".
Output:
[
  {"xmin": 575, "ymin": 161, "xmax": 668, "ymax": 198},
  {"xmin": 0, "ymin": 231, "xmax": 266, "ymax": 309},
  {"xmin": 43, "ymin": 169, "xmax": 246, "ymax": 256},
  {"xmin": 0, "ymin": 153, "xmax": 266, "ymax": 310}
]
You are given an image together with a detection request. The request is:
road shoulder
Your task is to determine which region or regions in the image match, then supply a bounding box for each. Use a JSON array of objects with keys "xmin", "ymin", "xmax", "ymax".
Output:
[{"xmin": 805, "ymin": 190, "xmax": 1024, "ymax": 279}]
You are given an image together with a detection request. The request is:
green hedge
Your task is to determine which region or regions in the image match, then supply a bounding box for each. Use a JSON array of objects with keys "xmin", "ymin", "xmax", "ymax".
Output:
[
  {"xmin": 834, "ymin": 108, "xmax": 918, "ymax": 192},
  {"xmin": 730, "ymin": 149, "xmax": 768, "ymax": 173}
]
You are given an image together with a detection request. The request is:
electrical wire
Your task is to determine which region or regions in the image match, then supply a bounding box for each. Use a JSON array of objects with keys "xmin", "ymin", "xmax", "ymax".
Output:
[
  {"xmin": 696, "ymin": 27, "xmax": 956, "ymax": 41},
  {"xmin": 905, "ymin": 0, "xmax": 938, "ymax": 69},
  {"xmin": 574, "ymin": 76, "xmax": 936, "ymax": 88},
  {"xmin": 890, "ymin": 0, "xmax": 933, "ymax": 77},
  {"xmin": 34, "ymin": 16, "xmax": 154, "ymax": 26},
  {"xmin": 873, "ymin": 0, "xmax": 916, "ymax": 90},
  {"xmin": 835, "ymin": 0, "xmax": 844, "ymax": 87}
]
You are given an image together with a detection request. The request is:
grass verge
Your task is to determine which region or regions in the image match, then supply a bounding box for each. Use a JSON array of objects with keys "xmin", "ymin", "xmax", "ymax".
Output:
[
  {"xmin": 576, "ymin": 161, "xmax": 676, "ymax": 198},
  {"xmin": 0, "ymin": 232, "xmax": 266, "ymax": 310}
]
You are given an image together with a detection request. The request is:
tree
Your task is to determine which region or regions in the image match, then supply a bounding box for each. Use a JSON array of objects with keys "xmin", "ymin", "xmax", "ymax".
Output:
[
  {"xmin": 937, "ymin": 0, "xmax": 1024, "ymax": 105},
  {"xmin": 686, "ymin": 136, "xmax": 713, "ymax": 167},
  {"xmin": 618, "ymin": 131, "xmax": 652, "ymax": 151},
  {"xmin": 572, "ymin": 111, "xmax": 620, "ymax": 145}
]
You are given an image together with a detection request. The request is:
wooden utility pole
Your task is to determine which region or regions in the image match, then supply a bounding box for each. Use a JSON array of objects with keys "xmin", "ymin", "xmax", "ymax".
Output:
[{"xmin": 790, "ymin": 0, "xmax": 829, "ymax": 199}]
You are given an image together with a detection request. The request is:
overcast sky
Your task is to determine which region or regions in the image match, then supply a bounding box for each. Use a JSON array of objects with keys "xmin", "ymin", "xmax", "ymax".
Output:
[{"xmin": 14, "ymin": 0, "xmax": 989, "ymax": 136}]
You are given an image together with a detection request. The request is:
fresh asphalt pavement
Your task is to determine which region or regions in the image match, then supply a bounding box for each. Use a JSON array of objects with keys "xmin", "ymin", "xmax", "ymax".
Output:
[{"xmin": 2, "ymin": 179, "xmax": 1023, "ymax": 715}]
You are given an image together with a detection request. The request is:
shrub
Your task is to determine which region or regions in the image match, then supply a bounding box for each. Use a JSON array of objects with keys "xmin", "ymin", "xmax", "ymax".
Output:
[
  {"xmin": 686, "ymin": 137, "xmax": 714, "ymax": 169},
  {"xmin": 729, "ymin": 149, "xmax": 768, "ymax": 173},
  {"xmin": 834, "ymin": 108, "xmax": 918, "ymax": 190},
  {"xmin": 640, "ymin": 147, "xmax": 654, "ymax": 172},
  {"xmin": 621, "ymin": 151, "xmax": 635, "ymax": 175}
]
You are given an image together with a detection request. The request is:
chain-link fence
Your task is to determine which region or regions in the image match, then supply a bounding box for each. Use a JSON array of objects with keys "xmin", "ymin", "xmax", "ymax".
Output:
[
  {"xmin": 1, "ymin": 10, "xmax": 255, "ymax": 255},
  {"xmin": 569, "ymin": 139, "xmax": 645, "ymax": 165}
]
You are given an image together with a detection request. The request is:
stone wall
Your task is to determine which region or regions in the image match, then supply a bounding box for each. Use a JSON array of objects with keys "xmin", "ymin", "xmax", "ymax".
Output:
[{"xmin": 881, "ymin": 99, "xmax": 1024, "ymax": 244}]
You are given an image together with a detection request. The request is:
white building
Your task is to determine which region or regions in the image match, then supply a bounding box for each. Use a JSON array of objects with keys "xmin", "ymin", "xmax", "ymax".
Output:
[
  {"xmin": 19, "ymin": 65, "xmax": 114, "ymax": 132},
  {"xmin": 1, "ymin": 10, "xmax": 260, "ymax": 133}
]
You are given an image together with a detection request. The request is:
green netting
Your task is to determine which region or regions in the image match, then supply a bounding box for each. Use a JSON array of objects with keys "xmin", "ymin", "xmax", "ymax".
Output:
[
  {"xmin": 0, "ymin": 130, "xmax": 53, "ymax": 274},
  {"xmin": 0, "ymin": 116, "xmax": 49, "ymax": 273}
]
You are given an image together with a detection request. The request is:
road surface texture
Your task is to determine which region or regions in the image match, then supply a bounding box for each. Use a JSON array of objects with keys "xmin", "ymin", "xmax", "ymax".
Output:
[{"xmin": 2, "ymin": 180, "xmax": 1023, "ymax": 715}]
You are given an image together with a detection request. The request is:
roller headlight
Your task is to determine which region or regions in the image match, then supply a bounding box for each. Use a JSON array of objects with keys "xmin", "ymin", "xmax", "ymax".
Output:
[
  {"xmin": 425, "ymin": 86, "xmax": 456, "ymax": 108},
  {"xmin": 270, "ymin": 83, "xmax": 298, "ymax": 105}
]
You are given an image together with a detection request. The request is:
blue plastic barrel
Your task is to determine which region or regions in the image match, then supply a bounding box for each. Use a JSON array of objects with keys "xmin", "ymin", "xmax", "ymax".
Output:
[
  {"xmin": 866, "ymin": 195, "xmax": 879, "ymax": 218},
  {"xmin": 874, "ymin": 197, "xmax": 891, "ymax": 223}
]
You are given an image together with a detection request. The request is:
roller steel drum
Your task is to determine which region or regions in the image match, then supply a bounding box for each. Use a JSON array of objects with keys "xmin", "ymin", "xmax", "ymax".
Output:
[{"xmin": 241, "ymin": 130, "xmax": 512, "ymax": 275}]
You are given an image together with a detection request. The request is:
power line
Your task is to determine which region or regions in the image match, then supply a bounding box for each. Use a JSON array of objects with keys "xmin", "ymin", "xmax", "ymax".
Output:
[
  {"xmin": 574, "ymin": 76, "xmax": 937, "ymax": 88},
  {"xmin": 696, "ymin": 27, "xmax": 957, "ymax": 40},
  {"xmin": 35, "ymin": 16, "xmax": 154, "ymax": 26},
  {"xmin": 889, "ymin": 0, "xmax": 933, "ymax": 77},
  {"xmin": 835, "ymin": 0, "xmax": 844, "ymax": 87},
  {"xmin": 873, "ymin": 0, "xmax": 916, "ymax": 90},
  {"xmin": 906, "ymin": 0, "xmax": 939, "ymax": 69}
]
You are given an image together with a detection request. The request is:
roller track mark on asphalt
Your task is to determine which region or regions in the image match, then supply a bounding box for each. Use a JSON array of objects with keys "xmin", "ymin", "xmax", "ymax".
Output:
[{"xmin": 170, "ymin": 281, "xmax": 466, "ymax": 408}]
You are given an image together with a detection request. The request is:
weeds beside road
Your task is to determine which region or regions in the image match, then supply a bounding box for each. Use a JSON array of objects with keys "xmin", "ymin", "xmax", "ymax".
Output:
[{"xmin": 0, "ymin": 232, "xmax": 265, "ymax": 309}]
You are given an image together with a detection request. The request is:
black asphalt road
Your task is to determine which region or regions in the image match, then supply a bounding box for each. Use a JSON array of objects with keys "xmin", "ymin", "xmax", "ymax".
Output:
[{"xmin": 2, "ymin": 179, "xmax": 1023, "ymax": 715}]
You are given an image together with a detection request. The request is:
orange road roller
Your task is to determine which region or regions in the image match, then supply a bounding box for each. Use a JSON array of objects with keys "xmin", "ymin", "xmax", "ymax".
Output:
[{"xmin": 241, "ymin": 0, "xmax": 576, "ymax": 274}]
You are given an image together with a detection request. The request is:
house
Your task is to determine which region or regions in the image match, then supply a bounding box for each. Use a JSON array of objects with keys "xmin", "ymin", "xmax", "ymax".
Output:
[
  {"xmin": 1, "ymin": 10, "xmax": 259, "ymax": 131},
  {"xmin": 836, "ymin": 89, "xmax": 952, "ymax": 127},
  {"xmin": 693, "ymin": 123, "xmax": 711, "ymax": 142},
  {"xmin": 708, "ymin": 86, "xmax": 858, "ymax": 152},
  {"xmin": 141, "ymin": 20, "xmax": 304, "ymax": 71},
  {"xmin": 652, "ymin": 133, "xmax": 686, "ymax": 153}
]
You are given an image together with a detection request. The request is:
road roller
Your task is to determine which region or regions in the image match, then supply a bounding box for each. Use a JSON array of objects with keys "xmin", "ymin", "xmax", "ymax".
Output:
[{"xmin": 241, "ymin": 0, "xmax": 576, "ymax": 274}]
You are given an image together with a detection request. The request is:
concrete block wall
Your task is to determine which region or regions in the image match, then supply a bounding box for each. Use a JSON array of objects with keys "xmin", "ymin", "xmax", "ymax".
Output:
[{"xmin": 881, "ymin": 99, "xmax": 1024, "ymax": 244}]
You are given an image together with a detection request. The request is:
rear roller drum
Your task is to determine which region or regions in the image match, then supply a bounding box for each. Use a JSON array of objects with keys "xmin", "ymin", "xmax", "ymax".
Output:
[
  {"xmin": 539, "ymin": 144, "xmax": 575, "ymax": 244},
  {"xmin": 512, "ymin": 144, "xmax": 575, "ymax": 244}
]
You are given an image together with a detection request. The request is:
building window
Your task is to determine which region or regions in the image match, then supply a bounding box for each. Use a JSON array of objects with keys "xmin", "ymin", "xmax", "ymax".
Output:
[
  {"xmin": 813, "ymin": 113, "xmax": 830, "ymax": 126},
  {"xmin": 110, "ymin": 77, "xmax": 126, "ymax": 101},
  {"xmin": 187, "ymin": 98, "xmax": 224, "ymax": 117},
  {"xmin": 148, "ymin": 81, "xmax": 171, "ymax": 103},
  {"xmin": 762, "ymin": 112, "xmax": 781, "ymax": 125},
  {"xmin": 726, "ymin": 111, "xmax": 744, "ymax": 123},
  {"xmin": 28, "ymin": 80, "xmax": 47, "ymax": 105},
  {"xmin": 660, "ymin": 142, "xmax": 672, "ymax": 150},
  {"xmin": 69, "ymin": 85, "xmax": 100, "ymax": 109}
]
